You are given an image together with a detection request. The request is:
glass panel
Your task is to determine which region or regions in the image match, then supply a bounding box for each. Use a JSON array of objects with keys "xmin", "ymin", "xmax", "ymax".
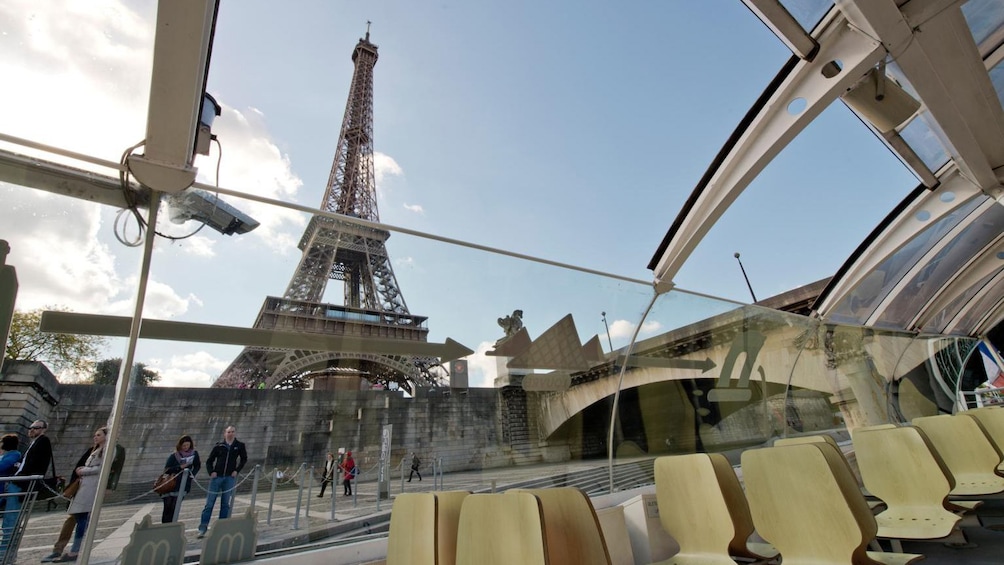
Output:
[
  {"xmin": 898, "ymin": 113, "xmax": 951, "ymax": 171},
  {"xmin": 955, "ymin": 270, "xmax": 1004, "ymax": 333},
  {"xmin": 826, "ymin": 194, "xmax": 986, "ymax": 325},
  {"xmin": 990, "ymin": 60, "xmax": 1004, "ymax": 112},
  {"xmin": 779, "ymin": 0, "xmax": 833, "ymax": 32},
  {"xmin": 963, "ymin": 0, "xmax": 1004, "ymax": 51},
  {"xmin": 876, "ymin": 201, "xmax": 1004, "ymax": 329},
  {"xmin": 921, "ymin": 265, "xmax": 1004, "ymax": 335}
]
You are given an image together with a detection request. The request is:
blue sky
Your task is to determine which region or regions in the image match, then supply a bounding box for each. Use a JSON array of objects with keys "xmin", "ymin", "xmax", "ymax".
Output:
[{"xmin": 0, "ymin": 1, "xmax": 919, "ymax": 387}]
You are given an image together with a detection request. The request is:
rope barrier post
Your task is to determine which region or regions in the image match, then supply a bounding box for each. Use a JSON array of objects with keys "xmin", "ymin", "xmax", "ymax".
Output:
[
  {"xmin": 249, "ymin": 464, "xmax": 261, "ymax": 517},
  {"xmin": 172, "ymin": 469, "xmax": 191, "ymax": 523},
  {"xmin": 292, "ymin": 462, "xmax": 306, "ymax": 530},
  {"xmin": 305, "ymin": 467, "xmax": 314, "ymax": 518},
  {"xmin": 352, "ymin": 469, "xmax": 357, "ymax": 508},
  {"xmin": 330, "ymin": 470, "xmax": 337, "ymax": 521},
  {"xmin": 400, "ymin": 458, "xmax": 405, "ymax": 493},
  {"xmin": 267, "ymin": 468, "xmax": 279, "ymax": 526},
  {"xmin": 437, "ymin": 456, "xmax": 443, "ymax": 490}
]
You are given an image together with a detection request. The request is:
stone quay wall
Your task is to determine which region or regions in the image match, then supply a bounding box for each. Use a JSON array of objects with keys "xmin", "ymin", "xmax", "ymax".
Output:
[{"xmin": 1, "ymin": 361, "xmax": 564, "ymax": 501}]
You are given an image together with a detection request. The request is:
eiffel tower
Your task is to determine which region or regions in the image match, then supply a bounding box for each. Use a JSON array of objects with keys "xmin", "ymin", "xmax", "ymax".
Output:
[{"xmin": 214, "ymin": 28, "xmax": 431, "ymax": 392}]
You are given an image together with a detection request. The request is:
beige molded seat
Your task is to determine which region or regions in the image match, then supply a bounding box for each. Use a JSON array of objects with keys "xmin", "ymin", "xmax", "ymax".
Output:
[
  {"xmin": 852, "ymin": 426, "xmax": 963, "ymax": 541},
  {"xmin": 433, "ymin": 491, "xmax": 470, "ymax": 565},
  {"xmin": 508, "ymin": 487, "xmax": 611, "ymax": 565},
  {"xmin": 742, "ymin": 443, "xmax": 923, "ymax": 565},
  {"xmin": 387, "ymin": 493, "xmax": 438, "ymax": 565},
  {"xmin": 705, "ymin": 454, "xmax": 778, "ymax": 561},
  {"xmin": 961, "ymin": 408, "xmax": 1004, "ymax": 473},
  {"xmin": 652, "ymin": 454, "xmax": 743, "ymax": 565},
  {"xmin": 775, "ymin": 434, "xmax": 884, "ymax": 511},
  {"xmin": 913, "ymin": 414, "xmax": 1004, "ymax": 495},
  {"xmin": 455, "ymin": 493, "xmax": 548, "ymax": 565}
]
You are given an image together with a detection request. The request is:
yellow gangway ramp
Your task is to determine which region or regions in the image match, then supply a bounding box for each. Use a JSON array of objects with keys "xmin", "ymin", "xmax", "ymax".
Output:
[{"xmin": 742, "ymin": 443, "xmax": 922, "ymax": 565}]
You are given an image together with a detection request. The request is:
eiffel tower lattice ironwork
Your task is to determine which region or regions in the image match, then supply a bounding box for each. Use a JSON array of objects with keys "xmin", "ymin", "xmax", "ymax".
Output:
[{"xmin": 214, "ymin": 29, "xmax": 431, "ymax": 392}]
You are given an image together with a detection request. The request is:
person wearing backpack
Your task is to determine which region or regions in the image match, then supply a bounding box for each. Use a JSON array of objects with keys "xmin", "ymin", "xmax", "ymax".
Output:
[{"xmin": 408, "ymin": 452, "xmax": 422, "ymax": 482}]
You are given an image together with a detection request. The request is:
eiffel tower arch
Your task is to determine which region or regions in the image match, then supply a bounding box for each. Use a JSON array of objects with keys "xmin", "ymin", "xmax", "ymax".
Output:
[{"xmin": 214, "ymin": 29, "xmax": 434, "ymax": 393}]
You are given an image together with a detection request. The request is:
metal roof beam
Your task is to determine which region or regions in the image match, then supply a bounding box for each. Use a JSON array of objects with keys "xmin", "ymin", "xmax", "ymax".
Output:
[{"xmin": 651, "ymin": 16, "xmax": 884, "ymax": 285}]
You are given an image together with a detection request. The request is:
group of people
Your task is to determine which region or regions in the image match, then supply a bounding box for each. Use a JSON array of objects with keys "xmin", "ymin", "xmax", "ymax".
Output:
[
  {"xmin": 0, "ymin": 419, "xmax": 421, "ymax": 561},
  {"xmin": 0, "ymin": 420, "xmax": 125, "ymax": 563},
  {"xmin": 0, "ymin": 420, "xmax": 252, "ymax": 563},
  {"xmin": 318, "ymin": 450, "xmax": 357, "ymax": 497},
  {"xmin": 155, "ymin": 425, "xmax": 249, "ymax": 540}
]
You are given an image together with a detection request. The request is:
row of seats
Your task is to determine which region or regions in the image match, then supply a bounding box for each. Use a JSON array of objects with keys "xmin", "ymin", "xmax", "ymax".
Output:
[
  {"xmin": 651, "ymin": 406, "xmax": 1004, "ymax": 565},
  {"xmin": 384, "ymin": 487, "xmax": 613, "ymax": 565}
]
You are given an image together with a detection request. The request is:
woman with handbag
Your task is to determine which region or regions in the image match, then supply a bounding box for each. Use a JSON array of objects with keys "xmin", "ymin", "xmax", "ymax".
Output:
[
  {"xmin": 51, "ymin": 427, "xmax": 107, "ymax": 563},
  {"xmin": 161, "ymin": 435, "xmax": 201, "ymax": 523}
]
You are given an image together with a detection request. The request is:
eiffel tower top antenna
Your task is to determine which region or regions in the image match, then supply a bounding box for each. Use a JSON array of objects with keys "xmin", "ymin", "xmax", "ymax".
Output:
[{"xmin": 365, "ymin": 20, "xmax": 371, "ymax": 41}]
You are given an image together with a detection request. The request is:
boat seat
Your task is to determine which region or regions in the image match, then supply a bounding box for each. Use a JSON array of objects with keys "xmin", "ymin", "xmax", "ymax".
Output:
[
  {"xmin": 455, "ymin": 493, "xmax": 548, "ymax": 565},
  {"xmin": 852, "ymin": 425, "xmax": 964, "ymax": 542},
  {"xmin": 742, "ymin": 443, "xmax": 923, "ymax": 565},
  {"xmin": 507, "ymin": 487, "xmax": 611, "ymax": 565},
  {"xmin": 774, "ymin": 434, "xmax": 883, "ymax": 512},
  {"xmin": 387, "ymin": 492, "xmax": 438, "ymax": 565},
  {"xmin": 961, "ymin": 408, "xmax": 1004, "ymax": 474},
  {"xmin": 913, "ymin": 414, "xmax": 1004, "ymax": 496},
  {"xmin": 651, "ymin": 453, "xmax": 745, "ymax": 564}
]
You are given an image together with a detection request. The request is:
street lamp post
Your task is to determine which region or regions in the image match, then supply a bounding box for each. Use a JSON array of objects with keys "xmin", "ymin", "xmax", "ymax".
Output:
[
  {"xmin": 601, "ymin": 311, "xmax": 614, "ymax": 352},
  {"xmin": 733, "ymin": 252, "xmax": 758, "ymax": 303}
]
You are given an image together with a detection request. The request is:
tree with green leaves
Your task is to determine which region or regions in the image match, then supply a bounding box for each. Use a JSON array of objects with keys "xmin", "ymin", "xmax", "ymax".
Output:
[
  {"xmin": 91, "ymin": 358, "xmax": 160, "ymax": 387},
  {"xmin": 4, "ymin": 307, "xmax": 106, "ymax": 376}
]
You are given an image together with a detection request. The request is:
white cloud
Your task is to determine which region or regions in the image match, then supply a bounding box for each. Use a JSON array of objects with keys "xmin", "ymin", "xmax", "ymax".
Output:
[
  {"xmin": 148, "ymin": 350, "xmax": 230, "ymax": 388},
  {"xmin": 403, "ymin": 203, "xmax": 425, "ymax": 214},
  {"xmin": 608, "ymin": 318, "xmax": 663, "ymax": 342},
  {"xmin": 467, "ymin": 341, "xmax": 501, "ymax": 388},
  {"xmin": 0, "ymin": 0, "xmax": 310, "ymax": 388},
  {"xmin": 197, "ymin": 106, "xmax": 305, "ymax": 254},
  {"xmin": 374, "ymin": 152, "xmax": 403, "ymax": 184}
]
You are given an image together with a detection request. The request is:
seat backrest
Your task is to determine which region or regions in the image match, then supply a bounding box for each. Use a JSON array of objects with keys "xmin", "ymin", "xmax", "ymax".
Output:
[
  {"xmin": 852, "ymin": 426, "xmax": 953, "ymax": 510},
  {"xmin": 742, "ymin": 443, "xmax": 876, "ymax": 564},
  {"xmin": 455, "ymin": 493, "xmax": 548, "ymax": 565},
  {"xmin": 773, "ymin": 434, "xmax": 840, "ymax": 450},
  {"xmin": 774, "ymin": 435, "xmax": 861, "ymax": 484},
  {"xmin": 387, "ymin": 492, "xmax": 438, "ymax": 565},
  {"xmin": 509, "ymin": 487, "xmax": 611, "ymax": 565},
  {"xmin": 706, "ymin": 453, "xmax": 776, "ymax": 560},
  {"xmin": 913, "ymin": 414, "xmax": 1004, "ymax": 495},
  {"xmin": 653, "ymin": 454, "xmax": 739, "ymax": 564},
  {"xmin": 962, "ymin": 408, "xmax": 1004, "ymax": 464},
  {"xmin": 434, "ymin": 491, "xmax": 470, "ymax": 565}
]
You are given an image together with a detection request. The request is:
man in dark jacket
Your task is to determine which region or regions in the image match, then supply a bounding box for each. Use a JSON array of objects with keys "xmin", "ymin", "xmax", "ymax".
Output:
[
  {"xmin": 197, "ymin": 426, "xmax": 248, "ymax": 538},
  {"xmin": 2, "ymin": 420, "xmax": 53, "ymax": 556}
]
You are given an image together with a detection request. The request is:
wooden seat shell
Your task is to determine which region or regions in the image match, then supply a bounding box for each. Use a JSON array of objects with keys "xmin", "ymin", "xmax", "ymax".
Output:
[
  {"xmin": 508, "ymin": 487, "xmax": 611, "ymax": 565},
  {"xmin": 652, "ymin": 454, "xmax": 742, "ymax": 565},
  {"xmin": 387, "ymin": 492, "xmax": 438, "ymax": 565},
  {"xmin": 852, "ymin": 425, "xmax": 961, "ymax": 540},
  {"xmin": 913, "ymin": 414, "xmax": 1004, "ymax": 495},
  {"xmin": 742, "ymin": 443, "xmax": 922, "ymax": 565},
  {"xmin": 455, "ymin": 493, "xmax": 548, "ymax": 565}
]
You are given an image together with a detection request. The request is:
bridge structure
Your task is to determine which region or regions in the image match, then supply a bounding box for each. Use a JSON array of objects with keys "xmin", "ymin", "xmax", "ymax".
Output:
[{"xmin": 508, "ymin": 290, "xmax": 943, "ymax": 456}]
